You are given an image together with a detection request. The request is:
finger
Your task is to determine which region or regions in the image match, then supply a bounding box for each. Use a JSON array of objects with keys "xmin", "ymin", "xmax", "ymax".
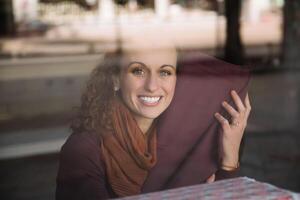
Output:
[
  {"xmin": 231, "ymin": 90, "xmax": 246, "ymax": 112},
  {"xmin": 214, "ymin": 112, "xmax": 230, "ymax": 131},
  {"xmin": 206, "ymin": 174, "xmax": 215, "ymax": 183},
  {"xmin": 244, "ymin": 93, "xmax": 251, "ymax": 116},
  {"xmin": 222, "ymin": 101, "xmax": 239, "ymax": 118}
]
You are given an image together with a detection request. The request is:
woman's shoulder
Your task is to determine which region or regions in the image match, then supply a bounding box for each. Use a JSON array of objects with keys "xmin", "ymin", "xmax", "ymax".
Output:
[
  {"xmin": 61, "ymin": 131, "xmax": 101, "ymax": 153},
  {"xmin": 58, "ymin": 131, "xmax": 104, "ymax": 176},
  {"xmin": 57, "ymin": 131, "xmax": 113, "ymax": 199}
]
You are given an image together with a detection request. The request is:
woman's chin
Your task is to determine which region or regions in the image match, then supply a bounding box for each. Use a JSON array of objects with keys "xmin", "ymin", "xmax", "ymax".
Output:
[
  {"xmin": 139, "ymin": 112, "xmax": 161, "ymax": 120},
  {"xmin": 134, "ymin": 108, "xmax": 164, "ymax": 121}
]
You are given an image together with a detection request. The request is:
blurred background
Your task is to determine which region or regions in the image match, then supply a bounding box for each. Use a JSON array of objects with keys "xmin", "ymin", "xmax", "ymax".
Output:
[{"xmin": 0, "ymin": 0, "xmax": 300, "ymax": 199}]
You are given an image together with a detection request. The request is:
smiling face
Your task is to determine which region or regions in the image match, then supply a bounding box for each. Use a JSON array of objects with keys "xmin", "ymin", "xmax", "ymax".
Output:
[{"xmin": 118, "ymin": 49, "xmax": 177, "ymax": 127}]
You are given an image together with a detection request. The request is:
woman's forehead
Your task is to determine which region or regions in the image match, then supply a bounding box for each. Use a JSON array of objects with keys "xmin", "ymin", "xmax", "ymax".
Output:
[
  {"xmin": 120, "ymin": 34, "xmax": 177, "ymax": 68},
  {"xmin": 123, "ymin": 49, "xmax": 177, "ymax": 68}
]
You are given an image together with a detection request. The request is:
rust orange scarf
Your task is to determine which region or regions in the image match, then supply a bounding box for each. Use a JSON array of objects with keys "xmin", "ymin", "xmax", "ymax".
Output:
[{"xmin": 100, "ymin": 99, "xmax": 157, "ymax": 197}]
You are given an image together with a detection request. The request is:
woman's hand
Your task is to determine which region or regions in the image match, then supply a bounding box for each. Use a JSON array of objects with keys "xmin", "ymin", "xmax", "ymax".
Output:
[
  {"xmin": 214, "ymin": 90, "xmax": 251, "ymax": 168},
  {"xmin": 206, "ymin": 173, "xmax": 215, "ymax": 183}
]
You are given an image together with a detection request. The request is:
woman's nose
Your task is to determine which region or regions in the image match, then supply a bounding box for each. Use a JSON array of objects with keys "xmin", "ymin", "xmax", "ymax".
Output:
[{"xmin": 145, "ymin": 74, "xmax": 159, "ymax": 92}]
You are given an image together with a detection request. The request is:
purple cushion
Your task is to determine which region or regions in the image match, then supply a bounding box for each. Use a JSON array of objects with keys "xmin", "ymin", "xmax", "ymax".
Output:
[{"xmin": 142, "ymin": 54, "xmax": 251, "ymax": 192}]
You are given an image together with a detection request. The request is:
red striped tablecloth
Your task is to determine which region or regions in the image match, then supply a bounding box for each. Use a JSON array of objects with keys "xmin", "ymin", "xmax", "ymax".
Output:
[{"xmin": 118, "ymin": 177, "xmax": 300, "ymax": 200}]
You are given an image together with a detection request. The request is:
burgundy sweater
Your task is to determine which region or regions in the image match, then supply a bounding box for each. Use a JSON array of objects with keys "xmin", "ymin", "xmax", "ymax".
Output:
[
  {"xmin": 56, "ymin": 131, "xmax": 240, "ymax": 200},
  {"xmin": 56, "ymin": 54, "xmax": 250, "ymax": 199}
]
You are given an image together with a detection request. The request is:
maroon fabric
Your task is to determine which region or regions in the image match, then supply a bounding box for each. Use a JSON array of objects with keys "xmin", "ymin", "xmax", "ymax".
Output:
[
  {"xmin": 142, "ymin": 54, "xmax": 250, "ymax": 192},
  {"xmin": 56, "ymin": 54, "xmax": 251, "ymax": 199},
  {"xmin": 56, "ymin": 132, "xmax": 117, "ymax": 200}
]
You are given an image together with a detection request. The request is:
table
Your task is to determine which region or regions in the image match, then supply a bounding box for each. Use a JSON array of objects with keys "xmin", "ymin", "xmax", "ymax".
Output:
[{"xmin": 118, "ymin": 177, "xmax": 300, "ymax": 200}]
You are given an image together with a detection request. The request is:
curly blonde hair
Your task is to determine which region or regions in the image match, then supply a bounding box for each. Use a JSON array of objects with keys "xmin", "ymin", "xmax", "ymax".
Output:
[{"xmin": 71, "ymin": 53, "xmax": 121, "ymax": 136}]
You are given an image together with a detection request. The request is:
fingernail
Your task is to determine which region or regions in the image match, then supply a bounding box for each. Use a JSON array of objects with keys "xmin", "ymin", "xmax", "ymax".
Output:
[{"xmin": 222, "ymin": 101, "xmax": 227, "ymax": 106}]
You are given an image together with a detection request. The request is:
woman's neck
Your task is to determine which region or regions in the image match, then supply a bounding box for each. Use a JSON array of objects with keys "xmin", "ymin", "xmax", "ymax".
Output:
[{"xmin": 134, "ymin": 117, "xmax": 154, "ymax": 134}]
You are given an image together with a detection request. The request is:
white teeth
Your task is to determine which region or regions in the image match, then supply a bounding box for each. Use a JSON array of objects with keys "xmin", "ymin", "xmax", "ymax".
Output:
[{"xmin": 139, "ymin": 96, "xmax": 160, "ymax": 103}]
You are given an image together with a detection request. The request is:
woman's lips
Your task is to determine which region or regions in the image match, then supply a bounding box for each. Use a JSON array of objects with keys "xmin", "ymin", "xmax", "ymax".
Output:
[{"xmin": 138, "ymin": 96, "xmax": 162, "ymax": 106}]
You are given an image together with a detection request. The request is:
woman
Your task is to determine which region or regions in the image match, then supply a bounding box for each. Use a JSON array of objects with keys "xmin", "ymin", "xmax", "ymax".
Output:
[{"xmin": 56, "ymin": 40, "xmax": 251, "ymax": 199}]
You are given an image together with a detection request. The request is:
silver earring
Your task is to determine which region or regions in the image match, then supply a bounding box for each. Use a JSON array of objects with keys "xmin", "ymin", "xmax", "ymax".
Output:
[{"xmin": 114, "ymin": 86, "xmax": 119, "ymax": 91}]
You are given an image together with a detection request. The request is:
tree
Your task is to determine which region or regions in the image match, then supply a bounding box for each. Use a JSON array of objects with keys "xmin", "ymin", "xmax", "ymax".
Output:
[
  {"xmin": 0, "ymin": 0, "xmax": 15, "ymax": 37},
  {"xmin": 282, "ymin": 0, "xmax": 300, "ymax": 68},
  {"xmin": 224, "ymin": 0, "xmax": 244, "ymax": 65}
]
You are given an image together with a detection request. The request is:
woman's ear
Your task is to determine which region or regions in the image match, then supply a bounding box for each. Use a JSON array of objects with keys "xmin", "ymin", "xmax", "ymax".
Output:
[{"xmin": 112, "ymin": 76, "xmax": 120, "ymax": 91}]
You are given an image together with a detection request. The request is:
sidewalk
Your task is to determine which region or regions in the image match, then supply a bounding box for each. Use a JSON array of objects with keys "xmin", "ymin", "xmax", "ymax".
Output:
[{"xmin": 0, "ymin": 13, "xmax": 281, "ymax": 58}]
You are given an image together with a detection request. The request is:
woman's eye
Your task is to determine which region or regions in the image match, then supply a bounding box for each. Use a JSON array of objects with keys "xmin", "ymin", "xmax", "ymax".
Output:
[
  {"xmin": 160, "ymin": 70, "xmax": 172, "ymax": 77},
  {"xmin": 131, "ymin": 68, "xmax": 145, "ymax": 76}
]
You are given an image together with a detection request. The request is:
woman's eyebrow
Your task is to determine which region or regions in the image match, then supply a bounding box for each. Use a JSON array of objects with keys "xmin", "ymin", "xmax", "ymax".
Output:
[
  {"xmin": 161, "ymin": 64, "xmax": 176, "ymax": 70},
  {"xmin": 127, "ymin": 61, "xmax": 147, "ymax": 68}
]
